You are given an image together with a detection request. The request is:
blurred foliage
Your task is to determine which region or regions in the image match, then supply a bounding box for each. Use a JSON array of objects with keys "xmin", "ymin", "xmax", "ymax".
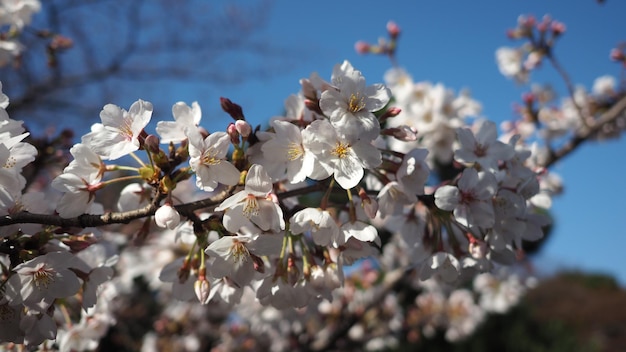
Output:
[{"xmin": 393, "ymin": 271, "xmax": 625, "ymax": 352}]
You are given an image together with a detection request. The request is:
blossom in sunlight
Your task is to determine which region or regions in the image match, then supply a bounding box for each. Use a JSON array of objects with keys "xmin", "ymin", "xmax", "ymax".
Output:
[
  {"xmin": 81, "ymin": 99, "xmax": 152, "ymax": 160},
  {"xmin": 51, "ymin": 170, "xmax": 102, "ymax": 218},
  {"xmin": 216, "ymin": 164, "xmax": 285, "ymax": 233},
  {"xmin": 63, "ymin": 143, "xmax": 106, "ymax": 182},
  {"xmin": 0, "ymin": 131, "xmax": 37, "ymax": 191},
  {"xmin": 156, "ymin": 101, "xmax": 202, "ymax": 144},
  {"xmin": 301, "ymin": 119, "xmax": 381, "ymax": 190},
  {"xmin": 260, "ymin": 119, "xmax": 313, "ymax": 183},
  {"xmin": 187, "ymin": 129, "xmax": 240, "ymax": 192},
  {"xmin": 319, "ymin": 60, "xmax": 390, "ymax": 142}
]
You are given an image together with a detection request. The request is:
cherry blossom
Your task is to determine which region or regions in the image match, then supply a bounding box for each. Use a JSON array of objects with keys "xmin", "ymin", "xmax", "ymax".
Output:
[
  {"xmin": 81, "ymin": 99, "xmax": 153, "ymax": 160},
  {"xmin": 319, "ymin": 60, "xmax": 390, "ymax": 142},
  {"xmin": 187, "ymin": 129, "xmax": 241, "ymax": 192},
  {"xmin": 216, "ymin": 164, "xmax": 285, "ymax": 233},
  {"xmin": 156, "ymin": 101, "xmax": 202, "ymax": 144}
]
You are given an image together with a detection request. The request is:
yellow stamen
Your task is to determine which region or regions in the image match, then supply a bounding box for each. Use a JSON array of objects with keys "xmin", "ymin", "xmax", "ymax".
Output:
[
  {"xmin": 287, "ymin": 142, "xmax": 304, "ymax": 161},
  {"xmin": 202, "ymin": 147, "xmax": 221, "ymax": 165},
  {"xmin": 31, "ymin": 265, "xmax": 56, "ymax": 289},
  {"xmin": 348, "ymin": 93, "xmax": 366, "ymax": 113},
  {"xmin": 331, "ymin": 142, "xmax": 351, "ymax": 159},
  {"xmin": 243, "ymin": 195, "xmax": 259, "ymax": 218},
  {"xmin": 231, "ymin": 240, "xmax": 250, "ymax": 263}
]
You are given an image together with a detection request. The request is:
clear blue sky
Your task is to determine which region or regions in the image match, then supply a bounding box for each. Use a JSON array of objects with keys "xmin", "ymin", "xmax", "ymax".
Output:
[{"xmin": 207, "ymin": 0, "xmax": 626, "ymax": 285}]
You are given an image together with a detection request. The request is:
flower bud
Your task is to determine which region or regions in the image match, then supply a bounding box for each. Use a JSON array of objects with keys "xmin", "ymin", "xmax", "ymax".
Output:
[
  {"xmin": 235, "ymin": 120, "xmax": 251, "ymax": 138},
  {"xmin": 227, "ymin": 123, "xmax": 240, "ymax": 144},
  {"xmin": 522, "ymin": 92, "xmax": 535, "ymax": 105},
  {"xmin": 359, "ymin": 188, "xmax": 378, "ymax": 219},
  {"xmin": 610, "ymin": 48, "xmax": 625, "ymax": 62},
  {"xmin": 155, "ymin": 203, "xmax": 180, "ymax": 229},
  {"xmin": 386, "ymin": 21, "xmax": 400, "ymax": 39},
  {"xmin": 354, "ymin": 41, "xmax": 371, "ymax": 54},
  {"xmin": 551, "ymin": 21, "xmax": 566, "ymax": 36},
  {"xmin": 144, "ymin": 134, "xmax": 160, "ymax": 154},
  {"xmin": 379, "ymin": 107, "xmax": 402, "ymax": 122},
  {"xmin": 194, "ymin": 278, "xmax": 211, "ymax": 304}
]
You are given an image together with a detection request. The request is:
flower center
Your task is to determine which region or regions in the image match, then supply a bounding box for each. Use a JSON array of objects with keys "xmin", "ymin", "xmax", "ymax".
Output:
[
  {"xmin": 331, "ymin": 142, "xmax": 351, "ymax": 159},
  {"xmin": 231, "ymin": 240, "xmax": 250, "ymax": 263},
  {"xmin": 119, "ymin": 116, "xmax": 134, "ymax": 141},
  {"xmin": 242, "ymin": 194, "xmax": 259, "ymax": 218},
  {"xmin": 474, "ymin": 144, "xmax": 487, "ymax": 157},
  {"xmin": 348, "ymin": 93, "xmax": 366, "ymax": 113},
  {"xmin": 287, "ymin": 142, "xmax": 304, "ymax": 161},
  {"xmin": 29, "ymin": 264, "xmax": 56, "ymax": 289},
  {"xmin": 202, "ymin": 148, "xmax": 221, "ymax": 165}
]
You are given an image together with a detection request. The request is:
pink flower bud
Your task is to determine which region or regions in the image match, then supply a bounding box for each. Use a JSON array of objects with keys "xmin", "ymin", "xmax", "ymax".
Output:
[
  {"xmin": 522, "ymin": 92, "xmax": 535, "ymax": 105},
  {"xmin": 354, "ymin": 41, "xmax": 371, "ymax": 54},
  {"xmin": 227, "ymin": 122, "xmax": 240, "ymax": 144},
  {"xmin": 379, "ymin": 107, "xmax": 402, "ymax": 122},
  {"xmin": 235, "ymin": 120, "xmax": 251, "ymax": 138},
  {"xmin": 194, "ymin": 278, "xmax": 211, "ymax": 304},
  {"xmin": 155, "ymin": 204, "xmax": 180, "ymax": 230},
  {"xmin": 551, "ymin": 21, "xmax": 566, "ymax": 35},
  {"xmin": 610, "ymin": 48, "xmax": 625, "ymax": 61},
  {"xmin": 386, "ymin": 21, "xmax": 401, "ymax": 38}
]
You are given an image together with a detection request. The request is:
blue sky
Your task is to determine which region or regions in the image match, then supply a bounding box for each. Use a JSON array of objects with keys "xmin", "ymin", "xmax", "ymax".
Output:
[{"xmin": 207, "ymin": 0, "xmax": 626, "ymax": 284}]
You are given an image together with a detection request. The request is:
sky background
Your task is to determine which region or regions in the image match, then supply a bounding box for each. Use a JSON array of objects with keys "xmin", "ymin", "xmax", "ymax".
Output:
[
  {"xmin": 214, "ymin": 0, "xmax": 626, "ymax": 285},
  {"xmin": 14, "ymin": 0, "xmax": 625, "ymax": 285}
]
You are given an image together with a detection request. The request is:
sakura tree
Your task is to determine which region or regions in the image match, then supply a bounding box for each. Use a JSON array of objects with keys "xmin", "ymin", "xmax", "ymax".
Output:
[{"xmin": 1, "ymin": 2, "xmax": 625, "ymax": 351}]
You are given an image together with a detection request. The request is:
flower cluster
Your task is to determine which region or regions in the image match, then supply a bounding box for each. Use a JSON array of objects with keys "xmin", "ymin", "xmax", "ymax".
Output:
[{"xmin": 0, "ymin": 14, "xmax": 624, "ymax": 351}]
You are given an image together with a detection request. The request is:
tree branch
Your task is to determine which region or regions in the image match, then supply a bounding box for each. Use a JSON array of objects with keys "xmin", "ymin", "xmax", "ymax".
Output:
[{"xmin": 542, "ymin": 94, "xmax": 626, "ymax": 168}]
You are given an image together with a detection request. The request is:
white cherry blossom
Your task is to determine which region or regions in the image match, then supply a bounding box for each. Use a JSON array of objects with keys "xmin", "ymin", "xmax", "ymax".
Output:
[
  {"xmin": 319, "ymin": 60, "xmax": 390, "ymax": 142},
  {"xmin": 188, "ymin": 129, "xmax": 240, "ymax": 192},
  {"xmin": 302, "ymin": 119, "xmax": 381, "ymax": 190},
  {"xmin": 156, "ymin": 101, "xmax": 202, "ymax": 143},
  {"xmin": 216, "ymin": 164, "xmax": 285, "ymax": 233},
  {"xmin": 260, "ymin": 119, "xmax": 313, "ymax": 184},
  {"xmin": 81, "ymin": 99, "xmax": 153, "ymax": 160}
]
